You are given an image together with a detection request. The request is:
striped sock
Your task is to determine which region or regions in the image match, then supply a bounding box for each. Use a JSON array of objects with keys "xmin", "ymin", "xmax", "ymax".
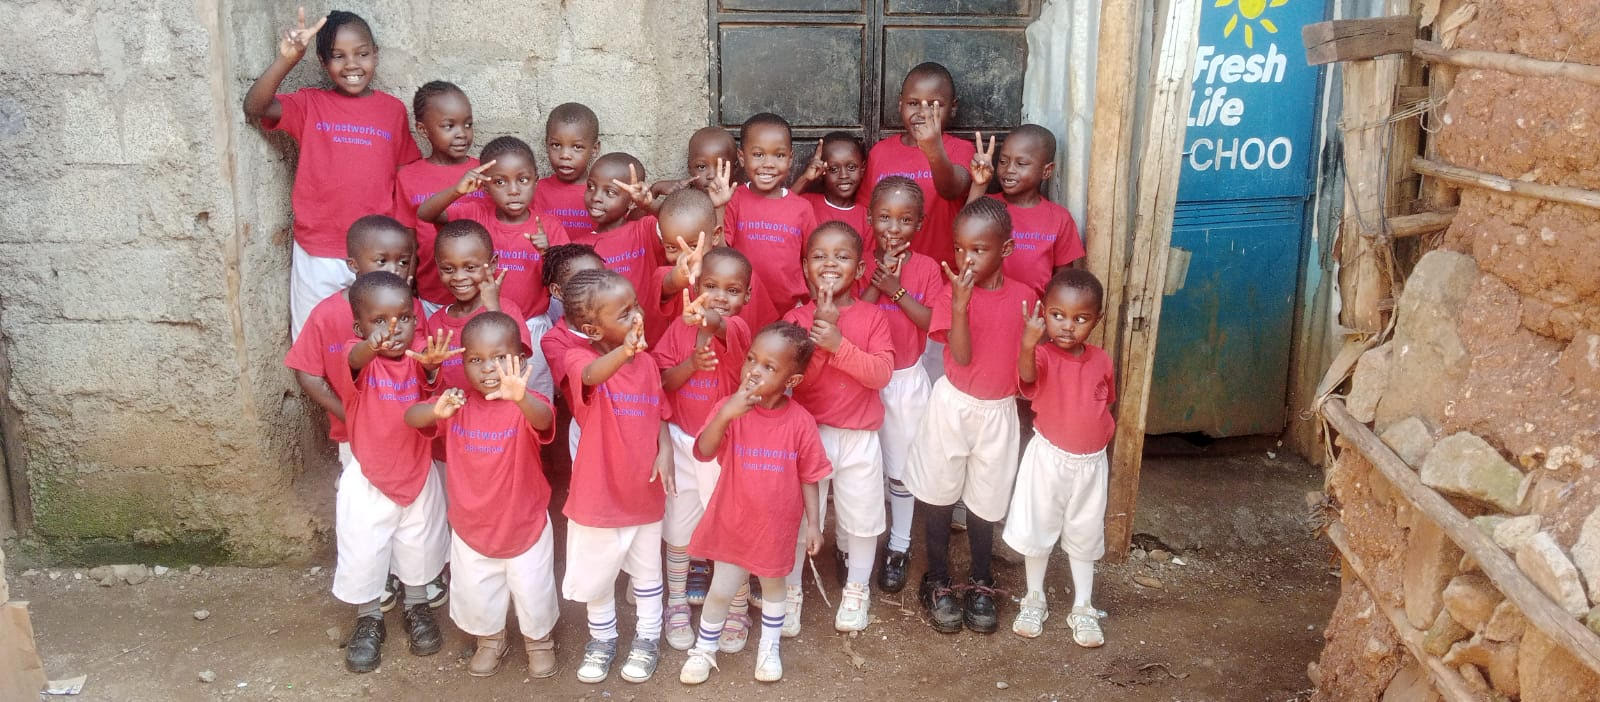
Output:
[
  {"xmin": 587, "ymin": 598, "xmax": 618, "ymax": 641},
  {"xmin": 729, "ymin": 582, "xmax": 750, "ymax": 616},
  {"xmin": 634, "ymin": 580, "xmax": 665, "ymax": 640},
  {"xmin": 887, "ymin": 480, "xmax": 915, "ymax": 553},
  {"xmin": 695, "ymin": 616, "xmax": 725, "ymax": 653},
  {"xmin": 665, "ymin": 546, "xmax": 691, "ymax": 605},
  {"xmin": 759, "ymin": 601, "xmax": 786, "ymax": 649}
]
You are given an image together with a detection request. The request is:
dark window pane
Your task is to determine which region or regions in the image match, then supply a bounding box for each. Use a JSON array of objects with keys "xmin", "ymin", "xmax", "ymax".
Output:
[
  {"xmin": 885, "ymin": 0, "xmax": 1028, "ymax": 16},
  {"xmin": 880, "ymin": 27, "xmax": 1027, "ymax": 130},
  {"xmin": 719, "ymin": 24, "xmax": 866, "ymax": 129}
]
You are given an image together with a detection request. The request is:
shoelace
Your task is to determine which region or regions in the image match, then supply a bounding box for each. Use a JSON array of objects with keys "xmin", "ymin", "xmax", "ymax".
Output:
[
  {"xmin": 581, "ymin": 645, "xmax": 613, "ymax": 667},
  {"xmin": 625, "ymin": 648, "xmax": 656, "ymax": 668},
  {"xmin": 687, "ymin": 648, "xmax": 719, "ymax": 670},
  {"xmin": 953, "ymin": 582, "xmax": 1010, "ymax": 599}
]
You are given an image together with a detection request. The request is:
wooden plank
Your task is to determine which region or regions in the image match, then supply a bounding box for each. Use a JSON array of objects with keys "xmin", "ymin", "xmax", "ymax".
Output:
[
  {"xmin": 1414, "ymin": 39, "xmax": 1600, "ymax": 88},
  {"xmin": 1336, "ymin": 56, "xmax": 1400, "ymax": 333},
  {"xmin": 1420, "ymin": 0, "xmax": 1465, "ymax": 211},
  {"xmin": 1303, "ymin": 16, "xmax": 1418, "ymax": 64},
  {"xmin": 1324, "ymin": 399, "xmax": 1600, "ymax": 678},
  {"xmin": 1083, "ymin": 0, "xmax": 1140, "ymax": 353},
  {"xmin": 1327, "ymin": 524, "xmax": 1488, "ymax": 702},
  {"xmin": 1102, "ymin": 0, "xmax": 1202, "ymax": 563},
  {"xmin": 1385, "ymin": 210, "xmax": 1455, "ymax": 238},
  {"xmin": 1413, "ymin": 157, "xmax": 1600, "ymax": 210}
]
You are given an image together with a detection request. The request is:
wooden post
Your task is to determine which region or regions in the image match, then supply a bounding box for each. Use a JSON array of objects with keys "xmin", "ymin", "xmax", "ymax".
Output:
[
  {"xmin": 1335, "ymin": 53, "xmax": 1400, "ymax": 332},
  {"xmin": 1083, "ymin": 0, "xmax": 1140, "ymax": 353},
  {"xmin": 1101, "ymin": 0, "xmax": 1202, "ymax": 563}
]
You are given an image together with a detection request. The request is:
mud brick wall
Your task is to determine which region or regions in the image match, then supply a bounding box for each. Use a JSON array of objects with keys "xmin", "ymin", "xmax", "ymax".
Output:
[{"xmin": 0, "ymin": 0, "xmax": 708, "ymax": 562}]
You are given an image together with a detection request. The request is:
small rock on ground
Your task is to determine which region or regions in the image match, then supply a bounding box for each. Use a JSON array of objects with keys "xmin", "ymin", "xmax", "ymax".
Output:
[
  {"xmin": 193, "ymin": 609, "xmax": 211, "ymax": 621},
  {"xmin": 198, "ymin": 670, "xmax": 217, "ymax": 683},
  {"xmin": 189, "ymin": 565, "xmax": 203, "ymax": 575},
  {"xmin": 996, "ymin": 681, "xmax": 1009, "ymax": 689},
  {"xmin": 1134, "ymin": 575, "xmax": 1164, "ymax": 589}
]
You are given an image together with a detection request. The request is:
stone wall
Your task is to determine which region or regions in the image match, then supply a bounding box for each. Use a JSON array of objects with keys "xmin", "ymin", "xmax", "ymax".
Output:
[{"xmin": 0, "ymin": 0, "xmax": 708, "ymax": 562}]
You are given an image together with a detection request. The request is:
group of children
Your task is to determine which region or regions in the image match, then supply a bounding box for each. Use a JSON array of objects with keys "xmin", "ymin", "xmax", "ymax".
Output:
[{"xmin": 258, "ymin": 7, "xmax": 1116, "ymax": 686}]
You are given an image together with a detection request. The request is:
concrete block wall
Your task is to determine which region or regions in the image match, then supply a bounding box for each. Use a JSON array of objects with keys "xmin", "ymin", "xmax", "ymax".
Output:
[{"xmin": 0, "ymin": 0, "xmax": 709, "ymax": 562}]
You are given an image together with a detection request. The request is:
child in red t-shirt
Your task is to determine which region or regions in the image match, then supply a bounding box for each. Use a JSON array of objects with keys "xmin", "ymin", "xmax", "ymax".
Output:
[
  {"xmin": 535, "ymin": 103, "xmax": 602, "ymax": 239},
  {"xmin": 865, "ymin": 62, "xmax": 974, "ymax": 270},
  {"xmin": 418, "ymin": 137, "xmax": 571, "ymax": 340},
  {"xmin": 426, "ymin": 220, "xmax": 544, "ymax": 399},
  {"xmin": 723, "ymin": 113, "xmax": 820, "ymax": 330},
  {"xmin": 394, "ymin": 81, "xmax": 481, "ymax": 314},
  {"xmin": 1002, "ymin": 269, "xmax": 1115, "ymax": 647},
  {"xmin": 780, "ymin": 223, "xmax": 894, "ymax": 635},
  {"xmin": 405, "ymin": 312, "xmax": 561, "ymax": 678},
  {"xmin": 536, "ymin": 244, "xmax": 606, "ymax": 460},
  {"xmin": 573, "ymin": 152, "xmax": 665, "ymax": 299},
  {"xmin": 336, "ymin": 271, "xmax": 459, "ymax": 673},
  {"xmin": 647, "ymin": 126, "xmax": 742, "ymax": 203},
  {"xmin": 967, "ymin": 124, "xmax": 1084, "ymax": 295},
  {"xmin": 244, "ymin": 10, "xmax": 422, "ymax": 339},
  {"xmin": 793, "ymin": 132, "xmax": 873, "ymax": 262},
  {"xmin": 643, "ymin": 187, "xmax": 725, "ymax": 345},
  {"xmin": 855, "ymin": 177, "xmax": 944, "ymax": 594},
  {"xmin": 557, "ymin": 269, "xmax": 675, "ymax": 684},
  {"xmin": 678, "ymin": 321, "xmax": 830, "ymax": 685},
  {"xmin": 650, "ymin": 246, "xmax": 753, "ymax": 651},
  {"xmin": 904, "ymin": 198, "xmax": 1038, "ymax": 635}
]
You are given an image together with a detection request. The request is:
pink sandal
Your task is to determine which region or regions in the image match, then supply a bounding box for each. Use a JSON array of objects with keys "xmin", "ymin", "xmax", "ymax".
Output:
[{"xmin": 719, "ymin": 611, "xmax": 752, "ymax": 653}]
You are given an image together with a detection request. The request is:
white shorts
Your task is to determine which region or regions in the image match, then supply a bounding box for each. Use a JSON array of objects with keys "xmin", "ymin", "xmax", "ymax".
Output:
[
  {"xmin": 878, "ymin": 365, "xmax": 932, "ymax": 482},
  {"xmin": 903, "ymin": 376, "xmax": 1021, "ymax": 522},
  {"xmin": 562, "ymin": 521, "xmax": 664, "ymax": 603},
  {"xmin": 332, "ymin": 443, "xmax": 450, "ymax": 604},
  {"xmin": 919, "ymin": 339, "xmax": 946, "ymax": 383},
  {"xmin": 290, "ymin": 242, "xmax": 355, "ymax": 341},
  {"xmin": 567, "ymin": 421, "xmax": 581, "ymax": 463},
  {"xmin": 1002, "ymin": 437, "xmax": 1109, "ymax": 561},
  {"xmin": 817, "ymin": 425, "xmax": 886, "ymax": 538},
  {"xmin": 662, "ymin": 423, "xmax": 721, "ymax": 546},
  {"xmin": 448, "ymin": 526, "xmax": 560, "ymax": 639}
]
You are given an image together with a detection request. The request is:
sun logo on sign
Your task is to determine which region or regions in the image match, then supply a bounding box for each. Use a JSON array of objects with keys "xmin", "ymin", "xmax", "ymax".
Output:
[{"xmin": 1217, "ymin": 0, "xmax": 1288, "ymax": 49}]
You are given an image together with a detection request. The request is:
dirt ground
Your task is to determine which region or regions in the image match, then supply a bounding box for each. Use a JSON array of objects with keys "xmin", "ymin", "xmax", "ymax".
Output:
[{"xmin": 10, "ymin": 442, "xmax": 1335, "ymax": 701}]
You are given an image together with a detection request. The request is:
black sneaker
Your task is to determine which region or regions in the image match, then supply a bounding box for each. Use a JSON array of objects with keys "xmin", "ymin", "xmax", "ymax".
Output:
[
  {"xmin": 964, "ymin": 576, "xmax": 1000, "ymax": 634},
  {"xmin": 877, "ymin": 550, "xmax": 909, "ymax": 594},
  {"xmin": 834, "ymin": 546, "xmax": 849, "ymax": 588},
  {"xmin": 402, "ymin": 603, "xmax": 443, "ymax": 656},
  {"xmin": 344, "ymin": 615, "xmax": 386, "ymax": 673},
  {"xmin": 918, "ymin": 573, "xmax": 962, "ymax": 634},
  {"xmin": 425, "ymin": 568, "xmax": 449, "ymax": 609}
]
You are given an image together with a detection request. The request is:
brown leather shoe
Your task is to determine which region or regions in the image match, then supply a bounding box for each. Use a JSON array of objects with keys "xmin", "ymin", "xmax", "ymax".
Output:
[
  {"xmin": 467, "ymin": 630, "xmax": 509, "ymax": 677},
  {"xmin": 524, "ymin": 634, "xmax": 558, "ymax": 678}
]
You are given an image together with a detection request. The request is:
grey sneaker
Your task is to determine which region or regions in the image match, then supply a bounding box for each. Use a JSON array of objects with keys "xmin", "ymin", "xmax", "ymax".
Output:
[
  {"xmin": 619, "ymin": 637, "xmax": 661, "ymax": 683},
  {"xmin": 425, "ymin": 570, "xmax": 449, "ymax": 609},
  {"xmin": 576, "ymin": 638, "xmax": 618, "ymax": 684}
]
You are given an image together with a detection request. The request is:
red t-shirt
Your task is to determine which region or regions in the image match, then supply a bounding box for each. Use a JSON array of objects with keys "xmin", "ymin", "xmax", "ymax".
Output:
[
  {"xmin": 395, "ymin": 158, "xmax": 486, "ymax": 306},
  {"xmin": 1023, "ymin": 343, "xmax": 1117, "ymax": 454},
  {"xmin": 453, "ymin": 199, "xmax": 571, "ymax": 320},
  {"xmin": 533, "ymin": 176, "xmax": 595, "ymax": 239},
  {"xmin": 572, "ymin": 216, "xmax": 664, "ymax": 305},
  {"xmin": 725, "ymin": 186, "xmax": 819, "ymax": 330},
  {"xmin": 285, "ymin": 290, "xmax": 429, "ymax": 442},
  {"xmin": 347, "ymin": 352, "xmax": 435, "ymax": 506},
  {"xmin": 541, "ymin": 318, "xmax": 589, "ymax": 389},
  {"xmin": 865, "ymin": 134, "xmax": 974, "ymax": 268},
  {"xmin": 781, "ymin": 300, "xmax": 894, "ymax": 430},
  {"xmin": 990, "ymin": 194, "xmax": 1084, "ymax": 295},
  {"xmin": 425, "ymin": 392, "xmax": 557, "ymax": 558},
  {"xmin": 650, "ymin": 315, "xmax": 753, "ymax": 434},
  {"xmin": 929, "ymin": 277, "xmax": 1038, "ymax": 400},
  {"xmin": 265, "ymin": 88, "xmax": 422, "ymax": 258},
  {"xmin": 801, "ymin": 192, "xmax": 874, "ymax": 261},
  {"xmin": 427, "ymin": 300, "xmax": 531, "ymax": 391},
  {"xmin": 856, "ymin": 252, "xmax": 945, "ymax": 370},
  {"xmin": 561, "ymin": 346, "xmax": 672, "ymax": 528},
  {"xmin": 641, "ymin": 265, "xmax": 682, "ymax": 346},
  {"xmin": 689, "ymin": 398, "xmax": 832, "ymax": 577}
]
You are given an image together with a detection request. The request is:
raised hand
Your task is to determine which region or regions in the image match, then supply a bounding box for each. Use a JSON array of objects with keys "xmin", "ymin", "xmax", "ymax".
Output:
[
  {"xmin": 909, "ymin": 100, "xmax": 946, "ymax": 150},
  {"xmin": 407, "ymin": 329, "xmax": 463, "ymax": 367},
  {"xmin": 524, "ymin": 217, "xmax": 549, "ymax": 252},
  {"xmin": 813, "ymin": 284, "xmax": 840, "ymax": 324},
  {"xmin": 478, "ymin": 268, "xmax": 506, "ymax": 310},
  {"xmin": 674, "ymin": 233, "xmax": 710, "ymax": 288},
  {"xmin": 278, "ymin": 7, "xmax": 328, "ymax": 60},
  {"xmin": 623, "ymin": 312, "xmax": 648, "ymax": 356},
  {"xmin": 940, "ymin": 259, "xmax": 976, "ymax": 310},
  {"xmin": 1021, "ymin": 300, "xmax": 1046, "ymax": 348},
  {"xmin": 431, "ymin": 387, "xmax": 467, "ymax": 420},
  {"xmin": 681, "ymin": 289, "xmax": 713, "ymax": 328},
  {"xmin": 802, "ymin": 139, "xmax": 827, "ymax": 183},
  {"xmin": 611, "ymin": 164, "xmax": 654, "ymax": 211},
  {"xmin": 705, "ymin": 158, "xmax": 735, "ymax": 208},
  {"xmin": 454, "ymin": 159, "xmax": 498, "ymax": 195},
  {"xmin": 970, "ymin": 131, "xmax": 996, "ymax": 187},
  {"xmin": 365, "ymin": 316, "xmax": 402, "ymax": 351},
  {"xmin": 484, "ymin": 355, "xmax": 535, "ymax": 402},
  {"xmin": 719, "ymin": 384, "xmax": 764, "ymax": 420},
  {"xmin": 690, "ymin": 339, "xmax": 719, "ymax": 372},
  {"xmin": 810, "ymin": 286, "xmax": 842, "ymax": 351},
  {"xmin": 871, "ymin": 259, "xmax": 903, "ymax": 296}
]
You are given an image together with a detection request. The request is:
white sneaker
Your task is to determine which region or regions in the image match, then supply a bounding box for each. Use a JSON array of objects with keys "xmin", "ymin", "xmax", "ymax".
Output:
[
  {"xmin": 1068, "ymin": 605, "xmax": 1104, "ymax": 648},
  {"xmin": 782, "ymin": 585, "xmax": 803, "ymax": 638},
  {"xmin": 679, "ymin": 648, "xmax": 718, "ymax": 685},
  {"xmin": 1012, "ymin": 590, "xmax": 1049, "ymax": 638},
  {"xmin": 754, "ymin": 643, "xmax": 783, "ymax": 682},
  {"xmin": 834, "ymin": 582, "xmax": 871, "ymax": 632}
]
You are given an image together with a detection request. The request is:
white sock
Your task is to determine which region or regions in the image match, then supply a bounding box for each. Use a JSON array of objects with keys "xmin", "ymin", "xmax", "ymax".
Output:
[
  {"xmin": 760, "ymin": 600, "xmax": 786, "ymax": 648},
  {"xmin": 694, "ymin": 614, "xmax": 724, "ymax": 653},
  {"xmin": 587, "ymin": 596, "xmax": 618, "ymax": 641},
  {"xmin": 786, "ymin": 534, "xmax": 806, "ymax": 587},
  {"xmin": 845, "ymin": 532, "xmax": 876, "ymax": 586},
  {"xmin": 634, "ymin": 578, "xmax": 664, "ymax": 640},
  {"xmin": 1025, "ymin": 553, "xmax": 1049, "ymax": 597},
  {"xmin": 1069, "ymin": 557, "xmax": 1095, "ymax": 608},
  {"xmin": 886, "ymin": 480, "xmax": 915, "ymax": 553}
]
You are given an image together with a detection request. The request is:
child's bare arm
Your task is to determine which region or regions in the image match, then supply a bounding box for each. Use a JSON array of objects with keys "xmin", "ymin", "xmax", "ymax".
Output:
[
  {"xmin": 801, "ymin": 482, "xmax": 823, "ymax": 556},
  {"xmin": 580, "ymin": 315, "xmax": 649, "ymax": 387},
  {"xmin": 294, "ymin": 370, "xmax": 346, "ymax": 422},
  {"xmin": 940, "ymin": 261, "xmax": 976, "ymax": 366},
  {"xmin": 694, "ymin": 386, "xmax": 759, "ymax": 459},
  {"xmin": 348, "ymin": 316, "xmax": 401, "ymax": 370},
  {"xmin": 404, "ymin": 388, "xmax": 465, "ymax": 429},
  {"xmin": 418, "ymin": 160, "xmax": 497, "ymax": 223},
  {"xmin": 908, "ymin": 101, "xmax": 972, "ymax": 200},
  {"xmin": 791, "ymin": 139, "xmax": 827, "ymax": 193},
  {"xmin": 1018, "ymin": 300, "xmax": 1044, "ymax": 385},
  {"xmin": 243, "ymin": 9, "xmax": 326, "ymax": 125},
  {"xmin": 661, "ymin": 327, "xmax": 719, "ymax": 392},
  {"xmin": 866, "ymin": 246, "xmax": 933, "ymax": 330},
  {"xmin": 651, "ymin": 423, "xmax": 677, "ymax": 496}
]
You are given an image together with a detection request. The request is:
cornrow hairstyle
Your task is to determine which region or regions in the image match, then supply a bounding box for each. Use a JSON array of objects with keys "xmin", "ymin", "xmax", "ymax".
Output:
[
  {"xmin": 348, "ymin": 270, "xmax": 411, "ymax": 315},
  {"xmin": 434, "ymin": 219, "xmax": 493, "ymax": 258},
  {"xmin": 869, "ymin": 175, "xmax": 925, "ymax": 215},
  {"xmin": 760, "ymin": 320, "xmax": 816, "ymax": 373},
  {"xmin": 807, "ymin": 220, "xmax": 864, "ymax": 258},
  {"xmin": 546, "ymin": 102, "xmax": 600, "ymax": 140},
  {"xmin": 479, "ymin": 136, "xmax": 538, "ymax": 173},
  {"xmin": 1009, "ymin": 124, "xmax": 1057, "ymax": 164},
  {"xmin": 540, "ymin": 243, "xmax": 603, "ymax": 288},
  {"xmin": 905, "ymin": 61, "xmax": 957, "ymax": 95},
  {"xmin": 561, "ymin": 268, "xmax": 630, "ymax": 330},
  {"xmin": 740, "ymin": 112, "xmax": 792, "ymax": 144},
  {"xmin": 957, "ymin": 196, "xmax": 1013, "ymax": 240},
  {"xmin": 316, "ymin": 10, "xmax": 374, "ymax": 64},
  {"xmin": 461, "ymin": 310, "xmax": 525, "ymax": 350},
  {"xmin": 347, "ymin": 214, "xmax": 412, "ymax": 257},
  {"xmin": 819, "ymin": 131, "xmax": 866, "ymax": 160},
  {"xmin": 702, "ymin": 246, "xmax": 753, "ymax": 283},
  {"xmin": 1048, "ymin": 268, "xmax": 1105, "ymax": 311},
  {"xmin": 412, "ymin": 80, "xmax": 466, "ymax": 122}
]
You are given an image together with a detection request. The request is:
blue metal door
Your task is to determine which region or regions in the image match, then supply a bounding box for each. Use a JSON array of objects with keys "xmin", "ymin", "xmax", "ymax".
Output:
[{"xmin": 1147, "ymin": 0, "xmax": 1326, "ymax": 436}]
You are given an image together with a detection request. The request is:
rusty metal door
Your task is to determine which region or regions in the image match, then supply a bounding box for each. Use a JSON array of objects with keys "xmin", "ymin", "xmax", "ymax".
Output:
[{"xmin": 709, "ymin": 1, "xmax": 1040, "ymax": 166}]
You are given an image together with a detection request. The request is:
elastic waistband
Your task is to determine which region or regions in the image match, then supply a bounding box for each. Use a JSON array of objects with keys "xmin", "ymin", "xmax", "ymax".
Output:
[
  {"xmin": 933, "ymin": 375, "xmax": 1017, "ymax": 409},
  {"xmin": 1031, "ymin": 433, "xmax": 1108, "ymax": 462},
  {"xmin": 889, "ymin": 364, "xmax": 930, "ymax": 382}
]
